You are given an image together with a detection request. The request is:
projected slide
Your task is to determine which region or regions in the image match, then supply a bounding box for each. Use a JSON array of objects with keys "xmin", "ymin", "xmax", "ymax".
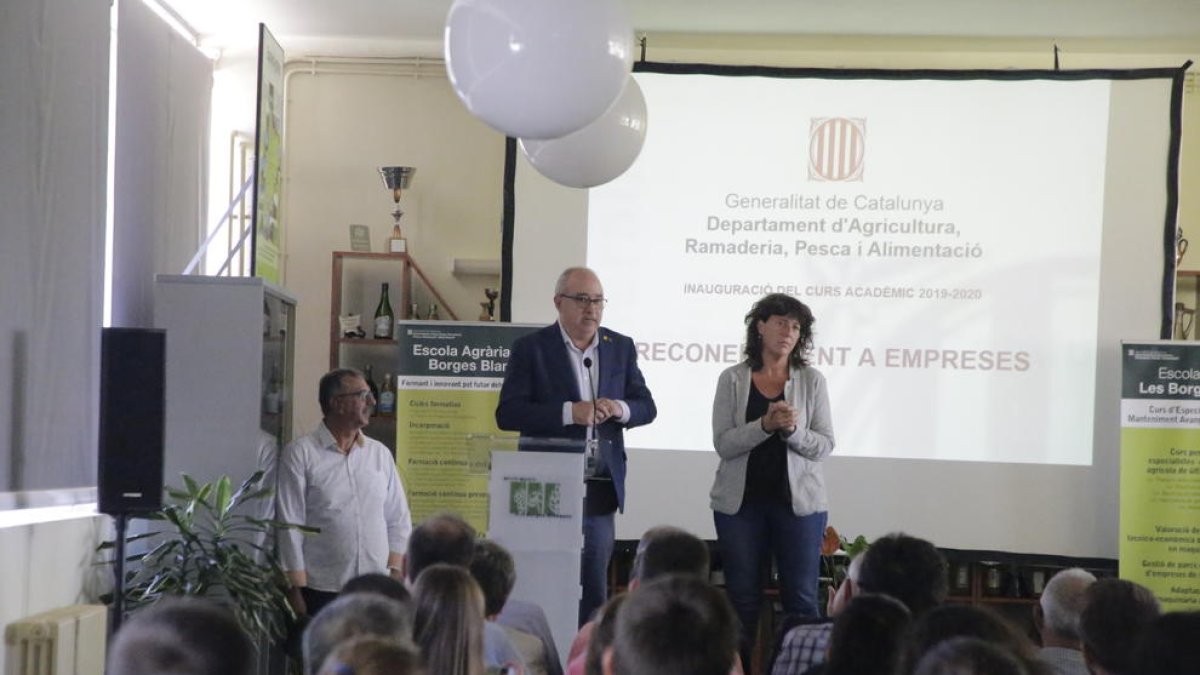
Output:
[{"xmin": 589, "ymin": 74, "xmax": 1111, "ymax": 465}]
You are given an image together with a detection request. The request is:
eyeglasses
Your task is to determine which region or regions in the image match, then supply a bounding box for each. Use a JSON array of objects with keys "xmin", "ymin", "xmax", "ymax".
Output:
[
  {"xmin": 558, "ymin": 293, "xmax": 607, "ymax": 308},
  {"xmin": 335, "ymin": 389, "xmax": 374, "ymax": 401}
]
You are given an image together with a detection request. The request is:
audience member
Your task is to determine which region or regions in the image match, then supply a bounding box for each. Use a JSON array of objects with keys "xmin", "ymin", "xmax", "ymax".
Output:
[
  {"xmin": 605, "ymin": 576, "xmax": 738, "ymax": 675},
  {"xmin": 1032, "ymin": 568, "xmax": 1095, "ymax": 675},
  {"xmin": 773, "ymin": 532, "xmax": 947, "ymax": 675},
  {"xmin": 1079, "ymin": 578, "xmax": 1161, "ymax": 675},
  {"xmin": 1133, "ymin": 610, "xmax": 1200, "ymax": 675},
  {"xmin": 584, "ymin": 595, "xmax": 628, "ymax": 675},
  {"xmin": 568, "ymin": 526, "xmax": 710, "ymax": 674},
  {"xmin": 342, "ymin": 572, "xmax": 414, "ymax": 605},
  {"xmin": 412, "ymin": 563, "xmax": 490, "ymax": 675},
  {"xmin": 107, "ymin": 598, "xmax": 254, "ymax": 675},
  {"xmin": 405, "ymin": 513, "xmax": 526, "ymax": 673},
  {"xmin": 404, "ymin": 512, "xmax": 476, "ymax": 582},
  {"xmin": 768, "ymin": 553, "xmax": 862, "ymax": 675},
  {"xmin": 913, "ymin": 637, "xmax": 1032, "ymax": 675},
  {"xmin": 900, "ymin": 604, "xmax": 1046, "ymax": 675},
  {"xmin": 499, "ymin": 599, "xmax": 565, "ymax": 675},
  {"xmin": 303, "ymin": 592, "xmax": 414, "ymax": 675},
  {"xmin": 315, "ymin": 636, "xmax": 426, "ymax": 675},
  {"xmin": 816, "ymin": 593, "xmax": 912, "ymax": 675},
  {"xmin": 471, "ymin": 538, "xmax": 558, "ymax": 675}
]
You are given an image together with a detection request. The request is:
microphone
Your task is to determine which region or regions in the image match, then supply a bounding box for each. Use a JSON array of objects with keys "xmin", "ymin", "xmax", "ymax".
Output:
[{"xmin": 583, "ymin": 356, "xmax": 598, "ymax": 477}]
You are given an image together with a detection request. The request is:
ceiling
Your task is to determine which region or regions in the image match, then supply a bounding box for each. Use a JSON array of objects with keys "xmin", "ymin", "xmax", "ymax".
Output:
[{"xmin": 161, "ymin": 0, "xmax": 1200, "ymax": 57}]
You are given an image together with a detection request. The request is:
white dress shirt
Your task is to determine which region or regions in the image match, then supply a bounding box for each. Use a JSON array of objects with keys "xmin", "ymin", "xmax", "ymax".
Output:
[{"xmin": 276, "ymin": 422, "xmax": 412, "ymax": 592}]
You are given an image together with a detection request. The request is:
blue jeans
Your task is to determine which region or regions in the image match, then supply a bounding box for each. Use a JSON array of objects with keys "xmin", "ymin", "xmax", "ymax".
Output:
[
  {"xmin": 714, "ymin": 503, "xmax": 827, "ymax": 659},
  {"xmin": 580, "ymin": 511, "xmax": 615, "ymax": 626}
]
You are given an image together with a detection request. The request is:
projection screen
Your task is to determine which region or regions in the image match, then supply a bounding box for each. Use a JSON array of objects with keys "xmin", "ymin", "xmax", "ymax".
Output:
[{"xmin": 506, "ymin": 64, "xmax": 1185, "ymax": 559}]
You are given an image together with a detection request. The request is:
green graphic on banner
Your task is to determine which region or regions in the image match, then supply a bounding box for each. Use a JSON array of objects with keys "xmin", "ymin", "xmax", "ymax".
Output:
[
  {"xmin": 1120, "ymin": 342, "xmax": 1200, "ymax": 611},
  {"xmin": 394, "ymin": 321, "xmax": 539, "ymax": 533}
]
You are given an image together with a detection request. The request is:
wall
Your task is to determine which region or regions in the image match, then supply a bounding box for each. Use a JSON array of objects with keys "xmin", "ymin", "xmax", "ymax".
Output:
[
  {"xmin": 281, "ymin": 60, "xmax": 506, "ymax": 433},
  {"xmin": 0, "ymin": 512, "xmax": 112, "ymax": 667}
]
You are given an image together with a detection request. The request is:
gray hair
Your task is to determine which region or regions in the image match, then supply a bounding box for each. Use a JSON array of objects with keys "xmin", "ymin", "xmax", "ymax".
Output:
[
  {"xmin": 303, "ymin": 593, "xmax": 414, "ymax": 675},
  {"xmin": 554, "ymin": 267, "xmax": 598, "ymax": 295},
  {"xmin": 1039, "ymin": 567, "xmax": 1096, "ymax": 640}
]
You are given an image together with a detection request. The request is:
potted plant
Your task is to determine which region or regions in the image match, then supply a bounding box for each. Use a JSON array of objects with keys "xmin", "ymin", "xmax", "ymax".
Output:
[{"xmin": 100, "ymin": 471, "xmax": 316, "ymax": 644}]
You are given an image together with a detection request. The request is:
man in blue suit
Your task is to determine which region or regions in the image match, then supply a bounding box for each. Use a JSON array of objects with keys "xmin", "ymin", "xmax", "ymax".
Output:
[{"xmin": 496, "ymin": 266, "xmax": 657, "ymax": 626}]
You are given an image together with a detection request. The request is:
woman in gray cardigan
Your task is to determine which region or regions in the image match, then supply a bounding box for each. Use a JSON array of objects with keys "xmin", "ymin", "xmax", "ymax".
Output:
[{"xmin": 709, "ymin": 293, "xmax": 835, "ymax": 666}]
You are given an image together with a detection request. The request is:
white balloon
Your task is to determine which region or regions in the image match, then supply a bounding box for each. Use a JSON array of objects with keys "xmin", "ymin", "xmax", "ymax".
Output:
[
  {"xmin": 519, "ymin": 77, "xmax": 647, "ymax": 189},
  {"xmin": 444, "ymin": 0, "xmax": 633, "ymax": 140}
]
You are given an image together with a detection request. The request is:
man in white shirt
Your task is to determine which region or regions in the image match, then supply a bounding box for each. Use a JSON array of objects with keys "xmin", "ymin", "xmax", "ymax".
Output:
[{"xmin": 277, "ymin": 368, "xmax": 413, "ymax": 618}]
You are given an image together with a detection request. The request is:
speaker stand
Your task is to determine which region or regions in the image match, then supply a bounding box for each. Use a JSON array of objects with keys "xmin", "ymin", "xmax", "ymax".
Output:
[{"xmin": 110, "ymin": 513, "xmax": 128, "ymax": 636}]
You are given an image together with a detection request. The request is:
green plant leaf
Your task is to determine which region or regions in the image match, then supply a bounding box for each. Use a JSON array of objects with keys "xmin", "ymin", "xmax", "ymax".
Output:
[
  {"xmin": 215, "ymin": 476, "xmax": 233, "ymax": 517},
  {"xmin": 230, "ymin": 471, "xmax": 265, "ymax": 506}
]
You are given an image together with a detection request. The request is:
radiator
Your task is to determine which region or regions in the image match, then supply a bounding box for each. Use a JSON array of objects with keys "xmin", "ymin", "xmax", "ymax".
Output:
[{"xmin": 4, "ymin": 605, "xmax": 106, "ymax": 675}]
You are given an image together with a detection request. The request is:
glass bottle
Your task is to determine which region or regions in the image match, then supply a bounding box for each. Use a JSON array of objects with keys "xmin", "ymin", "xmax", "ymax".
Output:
[
  {"xmin": 363, "ymin": 364, "xmax": 380, "ymax": 403},
  {"xmin": 373, "ymin": 283, "xmax": 394, "ymax": 339},
  {"xmin": 377, "ymin": 373, "xmax": 396, "ymax": 414},
  {"xmin": 428, "ymin": 303, "xmax": 440, "ymax": 320}
]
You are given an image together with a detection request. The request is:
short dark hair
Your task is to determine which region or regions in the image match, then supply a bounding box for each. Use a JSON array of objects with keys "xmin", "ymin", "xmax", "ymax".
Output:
[
  {"xmin": 1080, "ymin": 578, "xmax": 1161, "ymax": 675},
  {"xmin": 1134, "ymin": 611, "xmax": 1200, "ymax": 675},
  {"xmin": 856, "ymin": 532, "xmax": 948, "ymax": 616},
  {"xmin": 318, "ymin": 368, "xmax": 362, "ymax": 415},
  {"xmin": 469, "ymin": 538, "xmax": 517, "ymax": 617},
  {"xmin": 316, "ymin": 636, "xmax": 426, "ymax": 675},
  {"xmin": 585, "ymin": 594, "xmax": 629, "ymax": 675},
  {"xmin": 825, "ymin": 594, "xmax": 912, "ymax": 675},
  {"xmin": 901, "ymin": 603, "xmax": 1038, "ymax": 674},
  {"xmin": 913, "ymin": 637, "xmax": 1031, "ymax": 675},
  {"xmin": 342, "ymin": 573, "xmax": 413, "ymax": 606},
  {"xmin": 303, "ymin": 594, "xmax": 414, "ymax": 675},
  {"xmin": 631, "ymin": 526, "xmax": 710, "ymax": 583},
  {"xmin": 611, "ymin": 576, "xmax": 738, "ymax": 675},
  {"xmin": 405, "ymin": 512, "xmax": 476, "ymax": 583},
  {"xmin": 743, "ymin": 293, "xmax": 815, "ymax": 369},
  {"xmin": 107, "ymin": 598, "xmax": 254, "ymax": 675}
]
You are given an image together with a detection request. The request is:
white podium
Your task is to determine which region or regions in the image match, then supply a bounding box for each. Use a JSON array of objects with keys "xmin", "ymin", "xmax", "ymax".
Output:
[{"xmin": 488, "ymin": 447, "xmax": 585, "ymax": 668}]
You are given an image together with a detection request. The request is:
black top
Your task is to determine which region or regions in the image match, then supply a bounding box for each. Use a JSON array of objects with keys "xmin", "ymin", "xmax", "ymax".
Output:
[{"xmin": 744, "ymin": 381, "xmax": 792, "ymax": 505}]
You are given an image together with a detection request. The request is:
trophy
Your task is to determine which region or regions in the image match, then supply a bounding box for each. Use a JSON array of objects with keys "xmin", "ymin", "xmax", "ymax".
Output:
[
  {"xmin": 1177, "ymin": 228, "xmax": 1189, "ymax": 268},
  {"xmin": 478, "ymin": 288, "xmax": 500, "ymax": 321},
  {"xmin": 379, "ymin": 166, "xmax": 416, "ymax": 253}
]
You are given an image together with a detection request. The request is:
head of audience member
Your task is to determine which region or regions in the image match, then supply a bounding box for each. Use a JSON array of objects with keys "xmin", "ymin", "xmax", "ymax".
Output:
[
  {"xmin": 823, "ymin": 593, "xmax": 912, "ymax": 675},
  {"xmin": 405, "ymin": 512, "xmax": 476, "ymax": 584},
  {"xmin": 107, "ymin": 598, "xmax": 254, "ymax": 675},
  {"xmin": 826, "ymin": 553, "xmax": 864, "ymax": 617},
  {"xmin": 318, "ymin": 368, "xmax": 374, "ymax": 430},
  {"xmin": 468, "ymin": 538, "xmax": 517, "ymax": 619},
  {"xmin": 585, "ymin": 594, "xmax": 629, "ymax": 675},
  {"xmin": 303, "ymin": 593, "xmax": 414, "ymax": 675},
  {"xmin": 913, "ymin": 637, "xmax": 1033, "ymax": 675},
  {"xmin": 315, "ymin": 636, "xmax": 426, "ymax": 675},
  {"xmin": 1032, "ymin": 567, "xmax": 1095, "ymax": 649},
  {"xmin": 900, "ymin": 604, "xmax": 1043, "ymax": 675},
  {"xmin": 412, "ymin": 563, "xmax": 488, "ymax": 675},
  {"xmin": 1133, "ymin": 610, "xmax": 1200, "ymax": 675},
  {"xmin": 342, "ymin": 572, "xmax": 414, "ymax": 606},
  {"xmin": 629, "ymin": 525, "xmax": 710, "ymax": 589},
  {"xmin": 1079, "ymin": 578, "xmax": 1161, "ymax": 675},
  {"xmin": 743, "ymin": 292, "xmax": 815, "ymax": 369},
  {"xmin": 554, "ymin": 266, "xmax": 606, "ymax": 348},
  {"xmin": 856, "ymin": 532, "xmax": 948, "ymax": 617},
  {"xmin": 605, "ymin": 576, "xmax": 738, "ymax": 675}
]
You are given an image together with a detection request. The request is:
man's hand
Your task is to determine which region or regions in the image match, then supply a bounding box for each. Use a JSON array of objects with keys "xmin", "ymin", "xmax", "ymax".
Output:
[
  {"xmin": 286, "ymin": 586, "xmax": 307, "ymax": 618},
  {"xmin": 572, "ymin": 399, "xmax": 622, "ymax": 425}
]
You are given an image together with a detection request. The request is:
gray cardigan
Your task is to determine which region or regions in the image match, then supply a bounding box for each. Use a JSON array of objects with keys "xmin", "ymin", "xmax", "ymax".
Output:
[{"xmin": 709, "ymin": 361, "xmax": 835, "ymax": 516}]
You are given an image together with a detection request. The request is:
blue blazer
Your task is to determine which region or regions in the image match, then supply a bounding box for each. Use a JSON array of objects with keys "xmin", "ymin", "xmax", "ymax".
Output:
[{"xmin": 495, "ymin": 323, "xmax": 656, "ymax": 510}]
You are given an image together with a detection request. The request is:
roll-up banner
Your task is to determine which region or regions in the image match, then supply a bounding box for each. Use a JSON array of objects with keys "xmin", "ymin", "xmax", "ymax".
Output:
[{"xmin": 1120, "ymin": 341, "xmax": 1200, "ymax": 611}]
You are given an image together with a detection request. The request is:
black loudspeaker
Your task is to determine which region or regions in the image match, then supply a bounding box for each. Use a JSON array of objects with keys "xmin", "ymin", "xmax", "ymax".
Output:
[{"xmin": 98, "ymin": 327, "xmax": 166, "ymax": 515}]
